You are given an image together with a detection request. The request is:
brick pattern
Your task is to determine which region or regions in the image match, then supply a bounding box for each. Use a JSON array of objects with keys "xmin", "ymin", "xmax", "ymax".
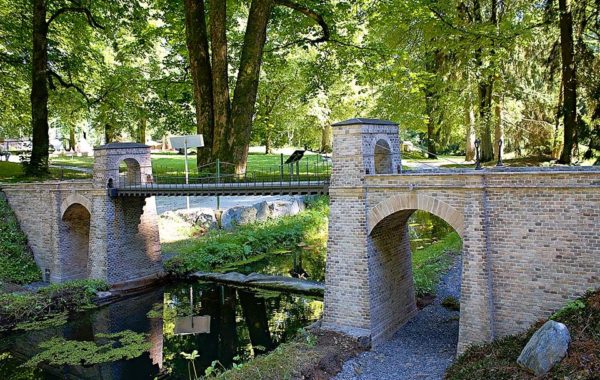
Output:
[
  {"xmin": 324, "ymin": 119, "xmax": 600, "ymax": 354},
  {"xmin": 2, "ymin": 144, "xmax": 163, "ymax": 288}
]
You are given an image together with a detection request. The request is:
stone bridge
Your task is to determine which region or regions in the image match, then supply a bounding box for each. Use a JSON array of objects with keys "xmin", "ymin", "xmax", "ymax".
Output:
[
  {"xmin": 322, "ymin": 118, "xmax": 600, "ymax": 353},
  {"xmin": 2, "ymin": 143, "xmax": 162, "ymax": 289}
]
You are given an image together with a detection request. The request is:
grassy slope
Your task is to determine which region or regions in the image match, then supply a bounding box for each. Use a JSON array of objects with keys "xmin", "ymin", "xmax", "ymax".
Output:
[
  {"xmin": 0, "ymin": 194, "xmax": 41, "ymax": 284},
  {"xmin": 446, "ymin": 291, "xmax": 600, "ymax": 379}
]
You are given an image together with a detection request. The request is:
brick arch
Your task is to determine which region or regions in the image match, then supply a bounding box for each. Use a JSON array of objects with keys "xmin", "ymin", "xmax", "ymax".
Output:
[
  {"xmin": 368, "ymin": 193, "xmax": 464, "ymax": 237},
  {"xmin": 60, "ymin": 193, "xmax": 92, "ymax": 218}
]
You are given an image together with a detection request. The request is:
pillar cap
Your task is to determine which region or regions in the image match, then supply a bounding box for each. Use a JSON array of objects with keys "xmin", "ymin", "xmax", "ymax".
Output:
[
  {"xmin": 332, "ymin": 118, "xmax": 398, "ymax": 127},
  {"xmin": 94, "ymin": 142, "xmax": 149, "ymax": 151}
]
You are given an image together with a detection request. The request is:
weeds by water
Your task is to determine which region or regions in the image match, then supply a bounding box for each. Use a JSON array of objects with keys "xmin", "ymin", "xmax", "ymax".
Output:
[{"xmin": 0, "ymin": 279, "xmax": 109, "ymax": 331}]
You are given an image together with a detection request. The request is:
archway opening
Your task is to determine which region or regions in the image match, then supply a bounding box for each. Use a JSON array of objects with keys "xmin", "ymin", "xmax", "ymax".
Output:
[
  {"xmin": 374, "ymin": 139, "xmax": 393, "ymax": 174},
  {"xmin": 368, "ymin": 209, "xmax": 462, "ymax": 356},
  {"xmin": 119, "ymin": 158, "xmax": 142, "ymax": 186},
  {"xmin": 60, "ymin": 203, "xmax": 91, "ymax": 281}
]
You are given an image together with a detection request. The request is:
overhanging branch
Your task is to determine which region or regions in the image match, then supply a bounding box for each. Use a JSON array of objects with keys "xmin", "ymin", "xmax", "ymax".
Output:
[
  {"xmin": 47, "ymin": 6, "xmax": 104, "ymax": 29},
  {"xmin": 273, "ymin": 0, "xmax": 330, "ymax": 47},
  {"xmin": 47, "ymin": 69, "xmax": 90, "ymax": 102}
]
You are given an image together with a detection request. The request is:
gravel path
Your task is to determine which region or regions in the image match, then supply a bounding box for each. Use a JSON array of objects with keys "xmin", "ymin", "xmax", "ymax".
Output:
[{"xmin": 334, "ymin": 258, "xmax": 462, "ymax": 380}]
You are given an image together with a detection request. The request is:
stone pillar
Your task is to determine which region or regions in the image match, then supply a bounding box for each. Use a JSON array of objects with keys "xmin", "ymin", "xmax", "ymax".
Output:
[
  {"xmin": 90, "ymin": 143, "xmax": 163, "ymax": 288},
  {"xmin": 323, "ymin": 118, "xmax": 401, "ymax": 343},
  {"xmin": 458, "ymin": 185, "xmax": 496, "ymax": 353}
]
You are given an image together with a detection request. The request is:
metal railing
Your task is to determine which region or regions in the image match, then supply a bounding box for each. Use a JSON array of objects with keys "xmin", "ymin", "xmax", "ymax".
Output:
[{"xmin": 112, "ymin": 154, "xmax": 331, "ymax": 196}]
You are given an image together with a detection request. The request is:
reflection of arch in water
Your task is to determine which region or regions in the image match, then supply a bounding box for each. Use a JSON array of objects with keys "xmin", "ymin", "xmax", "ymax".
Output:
[
  {"xmin": 60, "ymin": 201, "xmax": 91, "ymax": 281},
  {"xmin": 373, "ymin": 137, "xmax": 393, "ymax": 174},
  {"xmin": 119, "ymin": 157, "xmax": 142, "ymax": 186}
]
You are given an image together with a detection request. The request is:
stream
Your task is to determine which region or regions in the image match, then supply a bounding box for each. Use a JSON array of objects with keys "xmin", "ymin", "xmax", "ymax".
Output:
[{"xmin": 0, "ymin": 211, "xmax": 451, "ymax": 379}]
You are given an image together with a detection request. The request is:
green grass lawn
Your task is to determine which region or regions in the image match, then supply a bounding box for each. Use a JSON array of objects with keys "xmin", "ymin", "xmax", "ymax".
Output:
[
  {"xmin": 0, "ymin": 162, "xmax": 91, "ymax": 183},
  {"xmin": 51, "ymin": 152, "xmax": 330, "ymax": 175}
]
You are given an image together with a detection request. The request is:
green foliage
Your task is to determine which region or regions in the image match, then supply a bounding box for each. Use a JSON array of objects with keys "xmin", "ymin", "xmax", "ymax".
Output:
[
  {"xmin": 24, "ymin": 330, "xmax": 151, "ymax": 367},
  {"xmin": 551, "ymin": 299, "xmax": 587, "ymax": 321},
  {"xmin": 164, "ymin": 197, "xmax": 329, "ymax": 276},
  {"xmin": 412, "ymin": 232, "xmax": 462, "ymax": 297},
  {"xmin": 0, "ymin": 279, "xmax": 108, "ymax": 331},
  {"xmin": 14, "ymin": 312, "xmax": 68, "ymax": 331},
  {"xmin": 0, "ymin": 194, "xmax": 41, "ymax": 284}
]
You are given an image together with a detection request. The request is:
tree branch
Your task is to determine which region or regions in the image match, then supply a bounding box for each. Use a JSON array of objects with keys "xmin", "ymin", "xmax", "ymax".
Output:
[
  {"xmin": 47, "ymin": 69, "xmax": 90, "ymax": 101},
  {"xmin": 273, "ymin": 0, "xmax": 330, "ymax": 46},
  {"xmin": 47, "ymin": 6, "xmax": 104, "ymax": 29}
]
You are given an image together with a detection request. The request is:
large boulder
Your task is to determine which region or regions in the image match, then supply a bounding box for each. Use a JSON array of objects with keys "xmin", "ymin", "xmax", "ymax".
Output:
[
  {"xmin": 221, "ymin": 206, "xmax": 258, "ymax": 229},
  {"xmin": 254, "ymin": 201, "xmax": 270, "ymax": 222},
  {"xmin": 517, "ymin": 320, "xmax": 571, "ymax": 376},
  {"xmin": 267, "ymin": 197, "xmax": 304, "ymax": 219},
  {"xmin": 162, "ymin": 208, "xmax": 217, "ymax": 230}
]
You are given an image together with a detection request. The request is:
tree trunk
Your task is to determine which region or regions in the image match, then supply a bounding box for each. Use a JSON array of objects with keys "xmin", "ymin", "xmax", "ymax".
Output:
[
  {"xmin": 493, "ymin": 95, "xmax": 503, "ymax": 159},
  {"xmin": 183, "ymin": 0, "xmax": 214, "ymax": 166},
  {"xmin": 558, "ymin": 0, "xmax": 577, "ymax": 164},
  {"xmin": 320, "ymin": 123, "xmax": 332, "ymax": 153},
  {"xmin": 210, "ymin": 0, "xmax": 233, "ymax": 160},
  {"xmin": 478, "ymin": 81, "xmax": 494, "ymax": 162},
  {"xmin": 264, "ymin": 135, "xmax": 271, "ymax": 154},
  {"xmin": 28, "ymin": 0, "xmax": 50, "ymax": 175},
  {"xmin": 138, "ymin": 117, "xmax": 147, "ymax": 144},
  {"xmin": 465, "ymin": 97, "xmax": 476, "ymax": 161},
  {"xmin": 69, "ymin": 127, "xmax": 76, "ymax": 151},
  {"xmin": 230, "ymin": 0, "xmax": 273, "ymax": 174},
  {"xmin": 425, "ymin": 90, "xmax": 437, "ymax": 159}
]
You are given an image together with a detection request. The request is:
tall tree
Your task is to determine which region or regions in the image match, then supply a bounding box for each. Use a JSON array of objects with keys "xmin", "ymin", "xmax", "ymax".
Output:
[
  {"xmin": 557, "ymin": 0, "xmax": 577, "ymax": 164},
  {"xmin": 28, "ymin": 0, "xmax": 107, "ymax": 174},
  {"xmin": 183, "ymin": 0, "xmax": 330, "ymax": 173}
]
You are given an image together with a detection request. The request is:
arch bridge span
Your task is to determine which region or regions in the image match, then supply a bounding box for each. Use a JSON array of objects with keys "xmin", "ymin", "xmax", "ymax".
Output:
[{"xmin": 323, "ymin": 118, "xmax": 600, "ymax": 353}]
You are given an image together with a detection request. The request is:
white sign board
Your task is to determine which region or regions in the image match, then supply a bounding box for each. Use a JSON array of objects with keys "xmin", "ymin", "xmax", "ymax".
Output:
[{"xmin": 170, "ymin": 134, "xmax": 204, "ymax": 150}]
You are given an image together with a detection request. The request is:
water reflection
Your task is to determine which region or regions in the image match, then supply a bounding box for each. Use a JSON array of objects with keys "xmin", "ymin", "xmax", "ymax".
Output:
[{"xmin": 0, "ymin": 281, "xmax": 322, "ymax": 380}]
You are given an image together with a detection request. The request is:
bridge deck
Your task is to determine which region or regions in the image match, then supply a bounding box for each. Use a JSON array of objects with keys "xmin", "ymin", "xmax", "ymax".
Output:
[{"xmin": 112, "ymin": 180, "xmax": 329, "ymax": 197}]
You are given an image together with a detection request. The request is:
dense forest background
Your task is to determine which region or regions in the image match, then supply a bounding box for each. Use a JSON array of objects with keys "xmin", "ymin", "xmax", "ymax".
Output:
[{"xmin": 1, "ymin": 0, "xmax": 599, "ymax": 173}]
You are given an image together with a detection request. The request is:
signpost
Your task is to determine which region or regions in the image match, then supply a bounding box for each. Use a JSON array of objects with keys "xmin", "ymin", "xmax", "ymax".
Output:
[{"xmin": 169, "ymin": 135, "xmax": 204, "ymax": 209}]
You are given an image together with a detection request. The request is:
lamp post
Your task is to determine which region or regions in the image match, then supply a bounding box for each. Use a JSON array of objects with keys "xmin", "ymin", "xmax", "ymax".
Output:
[
  {"xmin": 475, "ymin": 139, "xmax": 482, "ymax": 170},
  {"xmin": 496, "ymin": 139, "xmax": 504, "ymax": 167}
]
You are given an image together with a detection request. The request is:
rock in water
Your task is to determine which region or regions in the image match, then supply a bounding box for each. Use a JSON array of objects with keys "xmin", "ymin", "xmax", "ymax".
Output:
[{"xmin": 517, "ymin": 320, "xmax": 570, "ymax": 376}]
